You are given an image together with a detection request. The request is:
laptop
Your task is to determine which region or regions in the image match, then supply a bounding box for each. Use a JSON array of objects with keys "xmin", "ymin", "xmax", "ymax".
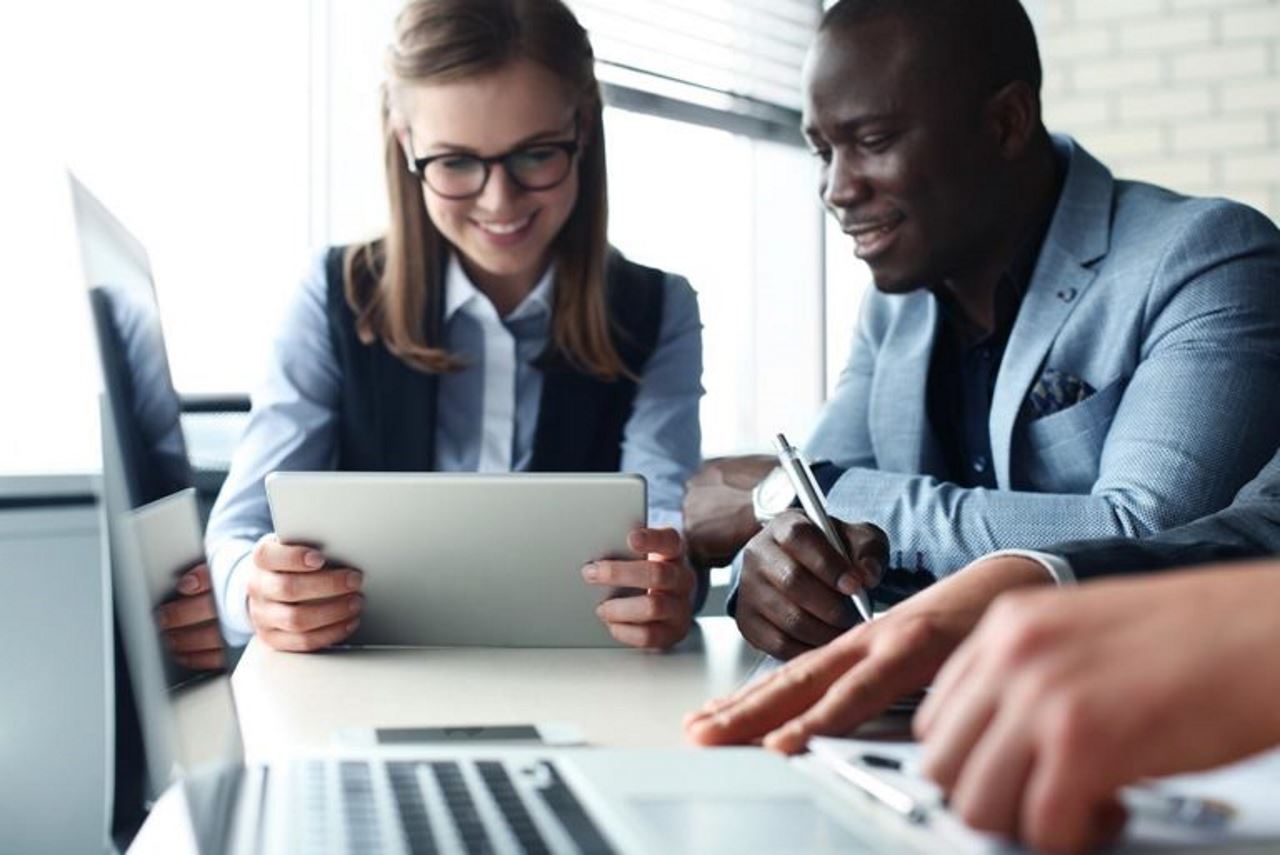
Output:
[{"xmin": 266, "ymin": 471, "xmax": 646, "ymax": 647}]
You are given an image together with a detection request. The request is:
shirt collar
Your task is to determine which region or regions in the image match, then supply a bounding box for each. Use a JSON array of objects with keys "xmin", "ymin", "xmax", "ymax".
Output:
[{"xmin": 444, "ymin": 254, "xmax": 555, "ymax": 323}]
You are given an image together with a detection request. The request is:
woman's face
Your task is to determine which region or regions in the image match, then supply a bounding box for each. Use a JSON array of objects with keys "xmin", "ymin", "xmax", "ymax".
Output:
[{"xmin": 398, "ymin": 59, "xmax": 582, "ymax": 291}]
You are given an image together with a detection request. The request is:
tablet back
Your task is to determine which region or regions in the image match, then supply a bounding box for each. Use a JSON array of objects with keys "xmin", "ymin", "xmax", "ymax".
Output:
[{"xmin": 265, "ymin": 472, "xmax": 646, "ymax": 647}]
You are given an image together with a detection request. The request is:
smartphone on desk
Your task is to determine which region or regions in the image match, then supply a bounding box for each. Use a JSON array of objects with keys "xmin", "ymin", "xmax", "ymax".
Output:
[{"xmin": 332, "ymin": 722, "xmax": 586, "ymax": 748}]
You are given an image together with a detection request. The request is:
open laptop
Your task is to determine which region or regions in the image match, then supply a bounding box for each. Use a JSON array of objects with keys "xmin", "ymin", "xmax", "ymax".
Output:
[{"xmin": 69, "ymin": 172, "xmax": 224, "ymax": 846}]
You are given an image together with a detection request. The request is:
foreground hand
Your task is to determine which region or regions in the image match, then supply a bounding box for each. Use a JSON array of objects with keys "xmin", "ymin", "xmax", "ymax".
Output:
[
  {"xmin": 247, "ymin": 534, "xmax": 364, "ymax": 652},
  {"xmin": 682, "ymin": 455, "xmax": 777, "ymax": 569},
  {"xmin": 155, "ymin": 563, "xmax": 226, "ymax": 671},
  {"xmin": 583, "ymin": 527, "xmax": 696, "ymax": 650},
  {"xmin": 686, "ymin": 556, "xmax": 1052, "ymax": 751},
  {"xmin": 734, "ymin": 511, "xmax": 888, "ymax": 660},
  {"xmin": 915, "ymin": 561, "xmax": 1280, "ymax": 855}
]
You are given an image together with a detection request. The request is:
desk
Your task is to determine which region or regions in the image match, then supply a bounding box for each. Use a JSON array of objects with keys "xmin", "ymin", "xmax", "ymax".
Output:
[{"xmin": 231, "ymin": 616, "xmax": 765, "ymax": 761}]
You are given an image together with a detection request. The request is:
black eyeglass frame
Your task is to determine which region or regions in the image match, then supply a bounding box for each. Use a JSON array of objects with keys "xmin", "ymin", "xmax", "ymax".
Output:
[{"xmin": 404, "ymin": 122, "xmax": 582, "ymax": 200}]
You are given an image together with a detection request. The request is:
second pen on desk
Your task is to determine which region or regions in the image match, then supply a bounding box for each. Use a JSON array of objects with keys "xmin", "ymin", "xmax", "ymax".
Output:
[{"xmin": 772, "ymin": 433, "xmax": 875, "ymax": 623}]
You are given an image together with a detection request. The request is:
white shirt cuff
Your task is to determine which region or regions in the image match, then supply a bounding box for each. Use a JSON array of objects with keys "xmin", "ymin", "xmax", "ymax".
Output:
[
  {"xmin": 210, "ymin": 538, "xmax": 257, "ymax": 645},
  {"xmin": 968, "ymin": 549, "xmax": 1077, "ymax": 586}
]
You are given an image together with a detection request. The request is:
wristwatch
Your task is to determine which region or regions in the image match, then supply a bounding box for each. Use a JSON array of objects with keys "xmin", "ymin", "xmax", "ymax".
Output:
[{"xmin": 751, "ymin": 465, "xmax": 797, "ymax": 524}]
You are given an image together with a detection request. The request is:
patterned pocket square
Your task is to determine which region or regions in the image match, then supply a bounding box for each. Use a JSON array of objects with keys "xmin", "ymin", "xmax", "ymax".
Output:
[{"xmin": 1024, "ymin": 368, "xmax": 1096, "ymax": 420}]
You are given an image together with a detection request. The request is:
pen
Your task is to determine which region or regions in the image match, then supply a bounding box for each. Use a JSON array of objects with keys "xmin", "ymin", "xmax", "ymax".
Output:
[
  {"xmin": 823, "ymin": 752, "xmax": 929, "ymax": 824},
  {"xmin": 773, "ymin": 433, "xmax": 874, "ymax": 623},
  {"xmin": 1124, "ymin": 783, "xmax": 1236, "ymax": 830},
  {"xmin": 857, "ymin": 752, "xmax": 1237, "ymax": 832},
  {"xmin": 806, "ymin": 742, "xmax": 929, "ymax": 824}
]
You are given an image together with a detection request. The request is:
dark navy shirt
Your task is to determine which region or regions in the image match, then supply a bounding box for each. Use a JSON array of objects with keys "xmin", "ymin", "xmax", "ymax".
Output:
[{"xmin": 925, "ymin": 168, "xmax": 1065, "ymax": 490}]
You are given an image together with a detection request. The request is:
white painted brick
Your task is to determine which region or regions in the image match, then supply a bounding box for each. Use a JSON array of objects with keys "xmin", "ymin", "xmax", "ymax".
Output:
[
  {"xmin": 1118, "ymin": 87, "xmax": 1213, "ymax": 122},
  {"xmin": 1044, "ymin": 0, "xmax": 1069, "ymax": 28},
  {"xmin": 1043, "ymin": 94, "xmax": 1113, "ymax": 128},
  {"xmin": 1222, "ymin": 6, "xmax": 1280, "ymax": 41},
  {"xmin": 1173, "ymin": 116, "xmax": 1272, "ymax": 152},
  {"xmin": 1173, "ymin": 45, "xmax": 1269, "ymax": 82},
  {"xmin": 1222, "ymin": 151, "xmax": 1280, "ymax": 183},
  {"xmin": 1042, "ymin": 25, "xmax": 1117, "ymax": 60},
  {"xmin": 1215, "ymin": 184, "xmax": 1276, "ymax": 213},
  {"xmin": 1043, "ymin": 66, "xmax": 1072, "ymax": 98},
  {"xmin": 1075, "ymin": 0, "xmax": 1163, "ymax": 23},
  {"xmin": 1171, "ymin": 0, "xmax": 1249, "ymax": 10},
  {"xmin": 1038, "ymin": 0, "xmax": 1280, "ymax": 230},
  {"xmin": 1074, "ymin": 126, "xmax": 1166, "ymax": 159},
  {"xmin": 1112, "ymin": 156, "xmax": 1216, "ymax": 189},
  {"xmin": 1075, "ymin": 55, "xmax": 1164, "ymax": 91},
  {"xmin": 1221, "ymin": 78, "xmax": 1280, "ymax": 111},
  {"xmin": 1120, "ymin": 16, "xmax": 1214, "ymax": 52}
]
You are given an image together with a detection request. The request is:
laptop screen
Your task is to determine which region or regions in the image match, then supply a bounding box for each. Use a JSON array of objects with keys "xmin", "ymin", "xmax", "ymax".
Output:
[
  {"xmin": 72, "ymin": 174, "xmax": 193, "ymax": 509},
  {"xmin": 71, "ymin": 175, "xmax": 243, "ymax": 848}
]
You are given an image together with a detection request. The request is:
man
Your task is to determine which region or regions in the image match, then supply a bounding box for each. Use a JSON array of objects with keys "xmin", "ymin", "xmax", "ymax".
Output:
[
  {"xmin": 687, "ymin": 452, "xmax": 1280, "ymax": 851},
  {"xmin": 684, "ymin": 0, "xmax": 1280, "ymax": 660}
]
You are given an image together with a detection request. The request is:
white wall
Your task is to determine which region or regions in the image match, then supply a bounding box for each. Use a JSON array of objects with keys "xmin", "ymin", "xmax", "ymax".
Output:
[{"xmin": 1039, "ymin": 0, "xmax": 1280, "ymax": 221}]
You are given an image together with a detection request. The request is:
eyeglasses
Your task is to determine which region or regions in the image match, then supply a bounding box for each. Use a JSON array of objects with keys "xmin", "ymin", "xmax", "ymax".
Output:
[{"xmin": 404, "ymin": 124, "xmax": 581, "ymax": 200}]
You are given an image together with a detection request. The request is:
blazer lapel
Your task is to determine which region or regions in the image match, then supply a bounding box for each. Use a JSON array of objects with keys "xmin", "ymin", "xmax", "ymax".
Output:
[
  {"xmin": 871, "ymin": 293, "xmax": 946, "ymax": 474},
  {"xmin": 990, "ymin": 136, "xmax": 1114, "ymax": 488}
]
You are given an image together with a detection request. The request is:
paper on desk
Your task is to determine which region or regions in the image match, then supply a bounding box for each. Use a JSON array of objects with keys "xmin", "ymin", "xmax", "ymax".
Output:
[{"xmin": 807, "ymin": 736, "xmax": 1280, "ymax": 853}]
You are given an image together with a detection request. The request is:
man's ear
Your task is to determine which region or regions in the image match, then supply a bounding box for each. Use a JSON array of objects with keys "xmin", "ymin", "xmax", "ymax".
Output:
[{"xmin": 983, "ymin": 80, "xmax": 1040, "ymax": 159}]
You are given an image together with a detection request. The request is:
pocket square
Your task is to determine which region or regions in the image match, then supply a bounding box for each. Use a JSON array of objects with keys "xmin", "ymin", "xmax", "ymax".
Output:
[{"xmin": 1024, "ymin": 368, "xmax": 1096, "ymax": 420}]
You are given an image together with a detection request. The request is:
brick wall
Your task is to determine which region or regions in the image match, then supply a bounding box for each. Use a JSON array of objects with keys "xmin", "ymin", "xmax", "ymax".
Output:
[{"xmin": 1038, "ymin": 0, "xmax": 1280, "ymax": 221}]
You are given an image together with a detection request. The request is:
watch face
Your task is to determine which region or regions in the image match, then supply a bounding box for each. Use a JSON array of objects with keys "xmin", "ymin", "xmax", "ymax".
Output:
[{"xmin": 757, "ymin": 465, "xmax": 797, "ymax": 516}]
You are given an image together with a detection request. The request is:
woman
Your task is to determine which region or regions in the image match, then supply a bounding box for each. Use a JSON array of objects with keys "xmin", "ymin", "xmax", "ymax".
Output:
[{"xmin": 205, "ymin": 0, "xmax": 703, "ymax": 653}]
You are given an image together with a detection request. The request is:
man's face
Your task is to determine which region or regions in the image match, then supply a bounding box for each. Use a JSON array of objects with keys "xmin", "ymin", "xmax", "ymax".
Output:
[{"xmin": 802, "ymin": 17, "xmax": 1002, "ymax": 293}]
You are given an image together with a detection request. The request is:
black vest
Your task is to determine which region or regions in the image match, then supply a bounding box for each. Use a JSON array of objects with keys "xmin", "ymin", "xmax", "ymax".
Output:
[{"xmin": 325, "ymin": 247, "xmax": 666, "ymax": 473}]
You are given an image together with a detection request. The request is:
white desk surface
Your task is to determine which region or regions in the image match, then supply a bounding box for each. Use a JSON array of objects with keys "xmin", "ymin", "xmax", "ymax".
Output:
[{"xmin": 231, "ymin": 616, "xmax": 766, "ymax": 762}]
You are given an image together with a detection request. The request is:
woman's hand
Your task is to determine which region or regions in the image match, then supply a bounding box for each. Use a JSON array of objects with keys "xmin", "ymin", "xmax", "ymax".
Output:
[
  {"xmin": 154, "ymin": 563, "xmax": 226, "ymax": 671},
  {"xmin": 247, "ymin": 534, "xmax": 364, "ymax": 652},
  {"xmin": 582, "ymin": 527, "xmax": 697, "ymax": 650}
]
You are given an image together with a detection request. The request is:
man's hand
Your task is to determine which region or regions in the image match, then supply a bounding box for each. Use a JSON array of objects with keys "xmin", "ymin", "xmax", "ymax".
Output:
[
  {"xmin": 685, "ymin": 556, "xmax": 1052, "ymax": 750},
  {"xmin": 915, "ymin": 561, "xmax": 1280, "ymax": 855},
  {"xmin": 682, "ymin": 455, "xmax": 777, "ymax": 569},
  {"xmin": 733, "ymin": 511, "xmax": 888, "ymax": 660},
  {"xmin": 155, "ymin": 563, "xmax": 226, "ymax": 671},
  {"xmin": 582, "ymin": 527, "xmax": 697, "ymax": 650},
  {"xmin": 247, "ymin": 534, "xmax": 364, "ymax": 652}
]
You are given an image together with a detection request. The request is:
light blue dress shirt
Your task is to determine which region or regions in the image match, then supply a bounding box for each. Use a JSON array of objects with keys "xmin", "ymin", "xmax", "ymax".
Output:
[{"xmin": 205, "ymin": 251, "xmax": 704, "ymax": 643}]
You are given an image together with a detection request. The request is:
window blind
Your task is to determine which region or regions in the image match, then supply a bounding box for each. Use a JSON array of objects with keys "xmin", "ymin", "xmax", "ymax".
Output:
[{"xmin": 570, "ymin": 0, "xmax": 822, "ymax": 143}]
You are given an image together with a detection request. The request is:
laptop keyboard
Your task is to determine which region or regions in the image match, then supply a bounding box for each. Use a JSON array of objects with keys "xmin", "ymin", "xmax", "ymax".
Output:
[{"xmin": 285, "ymin": 757, "xmax": 614, "ymax": 855}]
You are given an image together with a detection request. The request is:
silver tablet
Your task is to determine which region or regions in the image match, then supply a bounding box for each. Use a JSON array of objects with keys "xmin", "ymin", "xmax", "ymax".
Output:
[{"xmin": 265, "ymin": 472, "xmax": 646, "ymax": 647}]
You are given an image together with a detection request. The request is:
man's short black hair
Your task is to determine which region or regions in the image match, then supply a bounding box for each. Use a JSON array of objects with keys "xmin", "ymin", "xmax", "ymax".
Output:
[{"xmin": 820, "ymin": 0, "xmax": 1043, "ymax": 97}]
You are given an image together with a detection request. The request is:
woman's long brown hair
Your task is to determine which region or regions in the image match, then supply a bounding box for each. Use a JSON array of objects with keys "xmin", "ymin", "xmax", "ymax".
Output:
[{"xmin": 343, "ymin": 0, "xmax": 622, "ymax": 378}]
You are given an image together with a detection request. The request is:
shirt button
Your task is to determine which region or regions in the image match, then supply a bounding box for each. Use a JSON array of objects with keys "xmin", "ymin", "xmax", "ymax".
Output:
[{"xmin": 972, "ymin": 455, "xmax": 988, "ymax": 473}]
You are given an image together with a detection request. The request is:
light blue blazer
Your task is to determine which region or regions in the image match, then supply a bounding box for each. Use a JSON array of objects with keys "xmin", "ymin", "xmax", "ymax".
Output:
[{"xmin": 805, "ymin": 135, "xmax": 1280, "ymax": 581}]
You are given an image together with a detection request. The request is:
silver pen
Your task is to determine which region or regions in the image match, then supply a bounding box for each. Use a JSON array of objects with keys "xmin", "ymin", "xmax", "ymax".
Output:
[{"xmin": 773, "ymin": 433, "xmax": 874, "ymax": 623}]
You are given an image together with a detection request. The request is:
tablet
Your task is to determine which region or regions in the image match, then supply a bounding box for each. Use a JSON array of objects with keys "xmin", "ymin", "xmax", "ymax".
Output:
[{"xmin": 265, "ymin": 472, "xmax": 646, "ymax": 647}]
